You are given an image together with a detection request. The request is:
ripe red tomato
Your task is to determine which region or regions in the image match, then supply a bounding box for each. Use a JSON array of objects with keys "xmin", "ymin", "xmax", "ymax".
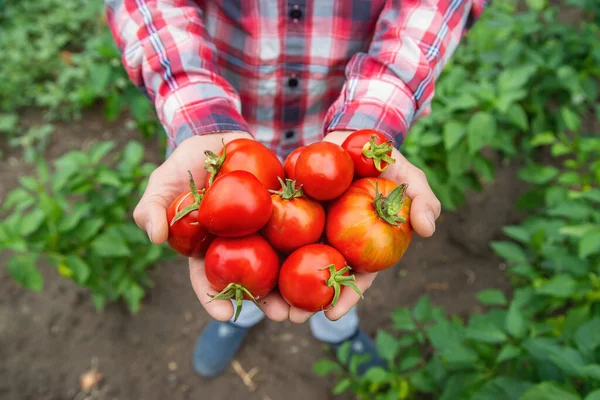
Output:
[
  {"xmin": 294, "ymin": 141, "xmax": 354, "ymax": 201},
  {"xmin": 205, "ymin": 234, "xmax": 280, "ymax": 321},
  {"xmin": 341, "ymin": 129, "xmax": 396, "ymax": 178},
  {"xmin": 261, "ymin": 178, "xmax": 325, "ymax": 254},
  {"xmin": 204, "ymin": 138, "xmax": 284, "ymax": 190},
  {"xmin": 278, "ymin": 244, "xmax": 363, "ymax": 312},
  {"xmin": 283, "ymin": 146, "xmax": 306, "ymax": 181},
  {"xmin": 326, "ymin": 178, "xmax": 412, "ymax": 273},
  {"xmin": 198, "ymin": 170, "xmax": 273, "ymax": 237},
  {"xmin": 166, "ymin": 173, "xmax": 214, "ymax": 257}
]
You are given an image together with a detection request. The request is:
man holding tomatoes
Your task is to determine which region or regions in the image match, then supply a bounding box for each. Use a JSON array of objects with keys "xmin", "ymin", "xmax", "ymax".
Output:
[{"xmin": 106, "ymin": 0, "xmax": 485, "ymax": 378}]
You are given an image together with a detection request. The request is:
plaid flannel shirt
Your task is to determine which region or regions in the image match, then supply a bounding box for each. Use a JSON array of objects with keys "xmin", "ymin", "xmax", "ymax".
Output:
[{"xmin": 105, "ymin": 0, "xmax": 486, "ymax": 158}]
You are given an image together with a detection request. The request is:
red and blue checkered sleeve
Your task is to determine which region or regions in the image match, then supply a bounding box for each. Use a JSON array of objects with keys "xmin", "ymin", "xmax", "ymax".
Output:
[
  {"xmin": 104, "ymin": 0, "xmax": 250, "ymax": 152},
  {"xmin": 324, "ymin": 0, "xmax": 487, "ymax": 148}
]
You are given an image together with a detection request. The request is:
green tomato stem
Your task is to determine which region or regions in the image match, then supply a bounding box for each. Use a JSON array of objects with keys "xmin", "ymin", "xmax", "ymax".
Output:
[
  {"xmin": 361, "ymin": 135, "xmax": 396, "ymax": 172},
  {"xmin": 207, "ymin": 282, "xmax": 258, "ymax": 322},
  {"xmin": 204, "ymin": 139, "xmax": 227, "ymax": 186},
  {"xmin": 323, "ymin": 264, "xmax": 363, "ymax": 310},
  {"xmin": 268, "ymin": 177, "xmax": 303, "ymax": 199},
  {"xmin": 170, "ymin": 171, "xmax": 204, "ymax": 226},
  {"xmin": 372, "ymin": 181, "xmax": 408, "ymax": 226}
]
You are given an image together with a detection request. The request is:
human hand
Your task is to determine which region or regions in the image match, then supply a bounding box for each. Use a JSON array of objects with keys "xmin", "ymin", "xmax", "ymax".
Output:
[
  {"xmin": 287, "ymin": 130, "xmax": 442, "ymax": 323},
  {"xmin": 133, "ymin": 132, "xmax": 290, "ymax": 323}
]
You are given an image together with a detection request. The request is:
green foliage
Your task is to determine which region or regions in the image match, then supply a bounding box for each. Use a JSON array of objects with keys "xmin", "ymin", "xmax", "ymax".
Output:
[
  {"xmin": 402, "ymin": 1, "xmax": 600, "ymax": 210},
  {"xmin": 315, "ymin": 1, "xmax": 600, "ymax": 398},
  {"xmin": 0, "ymin": 141, "xmax": 172, "ymax": 312},
  {"xmin": 0, "ymin": 0, "xmax": 161, "ymax": 154}
]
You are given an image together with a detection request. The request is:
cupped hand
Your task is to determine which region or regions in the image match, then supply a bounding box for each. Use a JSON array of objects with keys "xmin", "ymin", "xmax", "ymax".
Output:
[
  {"xmin": 287, "ymin": 130, "xmax": 442, "ymax": 324},
  {"xmin": 132, "ymin": 132, "xmax": 290, "ymax": 323}
]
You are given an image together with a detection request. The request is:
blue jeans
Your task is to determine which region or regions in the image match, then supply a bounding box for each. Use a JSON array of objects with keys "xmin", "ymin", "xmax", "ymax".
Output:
[{"xmin": 230, "ymin": 300, "xmax": 359, "ymax": 343}]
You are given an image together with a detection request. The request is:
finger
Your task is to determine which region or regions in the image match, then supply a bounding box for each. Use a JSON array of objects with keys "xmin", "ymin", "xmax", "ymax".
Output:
[
  {"xmin": 189, "ymin": 257, "xmax": 234, "ymax": 322},
  {"xmin": 256, "ymin": 290, "xmax": 289, "ymax": 322},
  {"xmin": 133, "ymin": 166, "xmax": 180, "ymax": 244},
  {"xmin": 289, "ymin": 307, "xmax": 315, "ymax": 324},
  {"xmin": 381, "ymin": 152, "xmax": 441, "ymax": 238},
  {"xmin": 324, "ymin": 272, "xmax": 377, "ymax": 321}
]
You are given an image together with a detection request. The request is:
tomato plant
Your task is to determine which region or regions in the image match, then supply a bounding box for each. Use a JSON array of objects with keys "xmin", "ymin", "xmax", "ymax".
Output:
[
  {"xmin": 278, "ymin": 244, "xmax": 363, "ymax": 312},
  {"xmin": 166, "ymin": 172, "xmax": 214, "ymax": 257},
  {"xmin": 295, "ymin": 141, "xmax": 354, "ymax": 201},
  {"xmin": 341, "ymin": 129, "xmax": 396, "ymax": 178},
  {"xmin": 204, "ymin": 138, "xmax": 285, "ymax": 190},
  {"xmin": 205, "ymin": 234, "xmax": 280, "ymax": 321},
  {"xmin": 261, "ymin": 178, "xmax": 325, "ymax": 254},
  {"xmin": 198, "ymin": 170, "xmax": 273, "ymax": 237},
  {"xmin": 326, "ymin": 178, "xmax": 412, "ymax": 273},
  {"xmin": 283, "ymin": 146, "xmax": 305, "ymax": 181}
]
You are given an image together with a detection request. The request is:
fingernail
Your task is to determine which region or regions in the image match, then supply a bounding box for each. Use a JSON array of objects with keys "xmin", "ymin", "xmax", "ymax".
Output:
[
  {"xmin": 146, "ymin": 221, "xmax": 153, "ymax": 243},
  {"xmin": 426, "ymin": 210, "xmax": 436, "ymax": 233}
]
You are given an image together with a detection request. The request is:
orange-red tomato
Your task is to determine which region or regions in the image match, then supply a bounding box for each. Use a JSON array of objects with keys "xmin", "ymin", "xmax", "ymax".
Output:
[
  {"xmin": 294, "ymin": 142, "xmax": 354, "ymax": 201},
  {"xmin": 205, "ymin": 138, "xmax": 284, "ymax": 190},
  {"xmin": 283, "ymin": 146, "xmax": 306, "ymax": 181},
  {"xmin": 341, "ymin": 129, "xmax": 396, "ymax": 178},
  {"xmin": 326, "ymin": 178, "xmax": 412, "ymax": 273},
  {"xmin": 261, "ymin": 178, "xmax": 325, "ymax": 254},
  {"xmin": 278, "ymin": 244, "xmax": 362, "ymax": 312}
]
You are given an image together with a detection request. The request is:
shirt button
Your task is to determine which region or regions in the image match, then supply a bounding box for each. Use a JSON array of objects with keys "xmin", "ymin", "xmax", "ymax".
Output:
[
  {"xmin": 285, "ymin": 130, "xmax": 295, "ymax": 139},
  {"xmin": 288, "ymin": 77, "xmax": 299, "ymax": 88},
  {"xmin": 289, "ymin": 7, "xmax": 302, "ymax": 20}
]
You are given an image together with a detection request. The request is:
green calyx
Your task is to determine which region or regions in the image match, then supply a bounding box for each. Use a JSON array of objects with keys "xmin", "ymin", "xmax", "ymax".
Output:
[
  {"xmin": 204, "ymin": 140, "xmax": 227, "ymax": 186},
  {"xmin": 372, "ymin": 181, "xmax": 408, "ymax": 226},
  {"xmin": 269, "ymin": 177, "xmax": 303, "ymax": 200},
  {"xmin": 170, "ymin": 171, "xmax": 205, "ymax": 226},
  {"xmin": 323, "ymin": 264, "xmax": 363, "ymax": 310},
  {"xmin": 207, "ymin": 283, "xmax": 258, "ymax": 322},
  {"xmin": 362, "ymin": 135, "xmax": 396, "ymax": 172}
]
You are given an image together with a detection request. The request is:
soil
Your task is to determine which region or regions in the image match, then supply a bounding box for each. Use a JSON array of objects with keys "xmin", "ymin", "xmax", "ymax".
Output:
[{"xmin": 0, "ymin": 109, "xmax": 524, "ymax": 400}]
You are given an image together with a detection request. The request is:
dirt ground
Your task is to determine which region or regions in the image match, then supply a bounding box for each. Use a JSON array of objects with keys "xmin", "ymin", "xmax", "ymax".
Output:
[{"xmin": 0, "ymin": 110, "xmax": 523, "ymax": 400}]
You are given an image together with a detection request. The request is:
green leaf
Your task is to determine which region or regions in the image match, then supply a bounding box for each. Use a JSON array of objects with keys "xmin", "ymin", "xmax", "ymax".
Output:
[
  {"xmin": 525, "ymin": 0, "xmax": 547, "ymax": 10},
  {"xmin": 560, "ymin": 224, "xmax": 598, "ymax": 238},
  {"xmin": 118, "ymin": 141, "xmax": 144, "ymax": 173},
  {"xmin": 399, "ymin": 355, "xmax": 422, "ymax": 372},
  {"xmin": 477, "ymin": 289, "xmax": 507, "ymax": 306},
  {"xmin": 2, "ymin": 188, "xmax": 31, "ymax": 211},
  {"xmin": 7, "ymin": 254, "xmax": 43, "ymax": 291},
  {"xmin": 579, "ymin": 229, "xmax": 600, "ymax": 258},
  {"xmin": 19, "ymin": 176, "xmax": 38, "ymax": 191},
  {"xmin": 441, "ymin": 344, "xmax": 479, "ymax": 366},
  {"xmin": 58, "ymin": 204, "xmax": 91, "ymax": 232},
  {"xmin": 440, "ymin": 373, "xmax": 485, "ymax": 400},
  {"xmin": 90, "ymin": 63, "xmax": 112, "ymax": 95},
  {"xmin": 410, "ymin": 369, "xmax": 436, "ymax": 393},
  {"xmin": 420, "ymin": 132, "xmax": 443, "ymax": 147},
  {"xmin": 443, "ymin": 121, "xmax": 465, "ymax": 150},
  {"xmin": 123, "ymin": 282, "xmax": 145, "ymax": 313},
  {"xmin": 0, "ymin": 113, "xmax": 18, "ymax": 132},
  {"xmin": 97, "ymin": 170, "xmax": 121, "ymax": 187},
  {"xmin": 447, "ymin": 140, "xmax": 471, "ymax": 176},
  {"xmin": 574, "ymin": 318, "xmax": 600, "ymax": 356},
  {"xmin": 579, "ymin": 189, "xmax": 600, "ymax": 203},
  {"xmin": 473, "ymin": 154, "xmax": 495, "ymax": 182},
  {"xmin": 473, "ymin": 377, "xmax": 532, "ymax": 400},
  {"xmin": 75, "ymin": 218, "xmax": 104, "ymax": 241},
  {"xmin": 505, "ymin": 302, "xmax": 527, "ymax": 339},
  {"xmin": 89, "ymin": 141, "xmax": 116, "ymax": 164},
  {"xmin": 496, "ymin": 344, "xmax": 522, "ymax": 363},
  {"xmin": 336, "ymin": 341, "xmax": 351, "ymax": 364},
  {"xmin": 331, "ymin": 378, "xmax": 351, "ymax": 395},
  {"xmin": 19, "ymin": 209, "xmax": 45, "ymax": 236},
  {"xmin": 466, "ymin": 320, "xmax": 508, "ymax": 344},
  {"xmin": 376, "ymin": 330, "xmax": 400, "ymax": 362},
  {"xmin": 467, "ymin": 112, "xmax": 496, "ymax": 154},
  {"xmin": 520, "ymin": 382, "xmax": 580, "ymax": 400},
  {"xmin": 36, "ymin": 159, "xmax": 50, "ymax": 184},
  {"xmin": 312, "ymin": 359, "xmax": 341, "ymax": 376},
  {"xmin": 413, "ymin": 296, "xmax": 433, "ymax": 323},
  {"xmin": 530, "ymin": 132, "xmax": 556, "ymax": 147},
  {"xmin": 91, "ymin": 227, "xmax": 131, "ymax": 257},
  {"xmin": 586, "ymin": 390, "xmax": 600, "ymax": 400},
  {"xmin": 518, "ymin": 164, "xmax": 559, "ymax": 184},
  {"xmin": 427, "ymin": 319, "xmax": 463, "ymax": 350},
  {"xmin": 535, "ymin": 274, "xmax": 576, "ymax": 298},
  {"xmin": 391, "ymin": 308, "xmax": 416, "ymax": 331},
  {"xmin": 497, "ymin": 65, "xmax": 537, "ymax": 92},
  {"xmin": 507, "ymin": 103, "xmax": 528, "ymax": 130},
  {"xmin": 65, "ymin": 255, "xmax": 90, "ymax": 285},
  {"xmin": 502, "ymin": 226, "xmax": 530, "ymax": 243},
  {"xmin": 490, "ymin": 241, "xmax": 528, "ymax": 263},
  {"xmin": 363, "ymin": 367, "xmax": 389, "ymax": 383},
  {"xmin": 560, "ymin": 107, "xmax": 581, "ymax": 132},
  {"xmin": 558, "ymin": 171, "xmax": 580, "ymax": 185},
  {"xmin": 582, "ymin": 365, "xmax": 600, "ymax": 381}
]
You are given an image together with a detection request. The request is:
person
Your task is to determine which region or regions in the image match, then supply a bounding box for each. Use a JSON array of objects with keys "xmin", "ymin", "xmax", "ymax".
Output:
[{"xmin": 105, "ymin": 0, "xmax": 485, "ymax": 378}]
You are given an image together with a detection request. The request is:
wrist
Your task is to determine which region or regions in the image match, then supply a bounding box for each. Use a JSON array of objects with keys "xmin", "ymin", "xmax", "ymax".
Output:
[{"xmin": 322, "ymin": 130, "xmax": 355, "ymax": 146}]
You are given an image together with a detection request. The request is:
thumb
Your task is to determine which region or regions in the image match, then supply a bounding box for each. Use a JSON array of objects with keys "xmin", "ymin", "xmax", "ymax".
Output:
[{"xmin": 133, "ymin": 172, "xmax": 172, "ymax": 244}]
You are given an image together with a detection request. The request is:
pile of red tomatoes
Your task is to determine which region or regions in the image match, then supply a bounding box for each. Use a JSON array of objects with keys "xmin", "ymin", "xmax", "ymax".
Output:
[{"xmin": 166, "ymin": 129, "xmax": 413, "ymax": 320}]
